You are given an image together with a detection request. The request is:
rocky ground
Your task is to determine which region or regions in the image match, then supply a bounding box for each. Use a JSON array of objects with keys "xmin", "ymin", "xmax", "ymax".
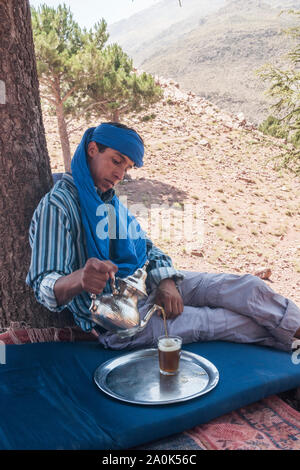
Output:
[{"xmin": 44, "ymin": 76, "xmax": 300, "ymax": 307}]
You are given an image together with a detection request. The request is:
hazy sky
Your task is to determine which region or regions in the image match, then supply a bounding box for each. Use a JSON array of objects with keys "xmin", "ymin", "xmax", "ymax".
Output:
[{"xmin": 29, "ymin": 0, "xmax": 161, "ymax": 27}]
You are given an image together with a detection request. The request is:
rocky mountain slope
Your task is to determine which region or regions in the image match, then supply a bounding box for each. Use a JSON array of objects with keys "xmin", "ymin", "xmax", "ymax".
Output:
[
  {"xmin": 44, "ymin": 76, "xmax": 300, "ymax": 306},
  {"xmin": 108, "ymin": 0, "xmax": 300, "ymax": 124}
]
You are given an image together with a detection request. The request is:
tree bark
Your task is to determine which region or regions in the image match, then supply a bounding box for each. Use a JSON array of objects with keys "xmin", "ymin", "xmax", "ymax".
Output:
[{"xmin": 0, "ymin": 0, "xmax": 74, "ymax": 330}]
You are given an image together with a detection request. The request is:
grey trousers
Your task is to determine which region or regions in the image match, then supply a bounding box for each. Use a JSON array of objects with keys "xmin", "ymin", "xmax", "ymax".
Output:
[{"xmin": 97, "ymin": 271, "xmax": 300, "ymax": 352}]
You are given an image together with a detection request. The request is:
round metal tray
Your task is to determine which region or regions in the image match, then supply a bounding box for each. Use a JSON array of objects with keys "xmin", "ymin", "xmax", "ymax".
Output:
[{"xmin": 94, "ymin": 348, "xmax": 219, "ymax": 405}]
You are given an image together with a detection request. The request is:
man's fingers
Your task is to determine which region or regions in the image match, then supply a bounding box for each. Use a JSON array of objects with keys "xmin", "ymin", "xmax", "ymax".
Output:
[
  {"xmin": 84, "ymin": 269, "xmax": 109, "ymax": 282},
  {"xmin": 163, "ymin": 298, "xmax": 173, "ymax": 317},
  {"xmin": 105, "ymin": 260, "xmax": 118, "ymax": 273},
  {"xmin": 86, "ymin": 278, "xmax": 108, "ymax": 294},
  {"xmin": 92, "ymin": 259, "xmax": 118, "ymax": 274},
  {"xmin": 82, "ymin": 259, "xmax": 118, "ymax": 294},
  {"xmin": 165, "ymin": 298, "xmax": 184, "ymax": 318},
  {"xmin": 155, "ymin": 295, "xmax": 179, "ymax": 318},
  {"xmin": 88, "ymin": 286, "xmax": 106, "ymax": 295}
]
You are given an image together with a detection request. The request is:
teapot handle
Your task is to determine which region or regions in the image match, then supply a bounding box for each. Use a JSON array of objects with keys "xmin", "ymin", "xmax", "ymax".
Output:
[
  {"xmin": 90, "ymin": 293, "xmax": 98, "ymax": 313},
  {"xmin": 110, "ymin": 272, "xmax": 119, "ymax": 295}
]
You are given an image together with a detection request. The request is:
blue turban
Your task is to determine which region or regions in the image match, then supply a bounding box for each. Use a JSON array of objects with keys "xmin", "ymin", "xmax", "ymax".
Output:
[{"xmin": 90, "ymin": 123, "xmax": 144, "ymax": 167}]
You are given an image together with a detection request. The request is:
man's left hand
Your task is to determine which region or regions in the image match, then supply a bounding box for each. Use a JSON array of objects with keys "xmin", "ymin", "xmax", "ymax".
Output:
[{"xmin": 155, "ymin": 278, "xmax": 184, "ymax": 319}]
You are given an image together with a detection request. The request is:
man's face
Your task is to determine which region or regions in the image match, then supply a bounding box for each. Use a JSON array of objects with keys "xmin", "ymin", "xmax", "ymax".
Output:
[{"xmin": 87, "ymin": 141, "xmax": 134, "ymax": 193}]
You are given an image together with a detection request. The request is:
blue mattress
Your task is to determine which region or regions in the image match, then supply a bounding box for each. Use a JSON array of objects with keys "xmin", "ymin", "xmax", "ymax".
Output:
[{"xmin": 0, "ymin": 340, "xmax": 299, "ymax": 450}]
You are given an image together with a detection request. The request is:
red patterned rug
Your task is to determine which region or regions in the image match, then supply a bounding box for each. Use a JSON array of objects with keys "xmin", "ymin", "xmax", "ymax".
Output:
[
  {"xmin": 0, "ymin": 323, "xmax": 97, "ymax": 344},
  {"xmin": 185, "ymin": 395, "xmax": 300, "ymax": 450},
  {"xmin": 1, "ymin": 325, "xmax": 300, "ymax": 450}
]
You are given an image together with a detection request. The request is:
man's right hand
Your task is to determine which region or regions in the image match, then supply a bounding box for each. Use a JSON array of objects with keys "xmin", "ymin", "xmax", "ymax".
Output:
[
  {"xmin": 54, "ymin": 258, "xmax": 118, "ymax": 307},
  {"xmin": 80, "ymin": 258, "xmax": 118, "ymax": 295}
]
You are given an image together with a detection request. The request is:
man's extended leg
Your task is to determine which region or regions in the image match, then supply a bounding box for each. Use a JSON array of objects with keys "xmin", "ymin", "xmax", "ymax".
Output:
[
  {"xmin": 97, "ymin": 272, "xmax": 294, "ymax": 351},
  {"xmin": 96, "ymin": 271, "xmax": 299, "ymax": 351},
  {"xmin": 98, "ymin": 300, "xmax": 289, "ymax": 351},
  {"xmin": 176, "ymin": 271, "xmax": 300, "ymax": 351}
]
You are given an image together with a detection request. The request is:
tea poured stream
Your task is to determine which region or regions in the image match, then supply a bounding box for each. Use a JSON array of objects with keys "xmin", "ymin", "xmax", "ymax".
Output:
[{"xmin": 161, "ymin": 307, "xmax": 169, "ymax": 337}]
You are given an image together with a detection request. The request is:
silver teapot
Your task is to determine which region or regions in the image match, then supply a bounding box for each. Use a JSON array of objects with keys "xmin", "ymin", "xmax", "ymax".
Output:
[{"xmin": 89, "ymin": 261, "xmax": 163, "ymax": 338}]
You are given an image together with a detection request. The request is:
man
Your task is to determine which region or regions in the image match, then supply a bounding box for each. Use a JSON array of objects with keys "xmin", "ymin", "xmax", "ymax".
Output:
[{"xmin": 26, "ymin": 122, "xmax": 300, "ymax": 351}]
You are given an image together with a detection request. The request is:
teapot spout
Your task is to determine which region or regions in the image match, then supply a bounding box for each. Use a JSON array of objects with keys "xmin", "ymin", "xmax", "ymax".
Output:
[{"xmin": 140, "ymin": 304, "xmax": 162, "ymax": 328}]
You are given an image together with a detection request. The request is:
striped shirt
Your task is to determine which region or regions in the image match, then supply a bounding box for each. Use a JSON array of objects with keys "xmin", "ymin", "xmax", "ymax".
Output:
[{"xmin": 26, "ymin": 173, "xmax": 183, "ymax": 332}]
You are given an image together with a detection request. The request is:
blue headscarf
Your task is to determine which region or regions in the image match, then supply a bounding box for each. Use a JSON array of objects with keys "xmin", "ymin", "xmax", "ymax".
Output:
[
  {"xmin": 71, "ymin": 124, "xmax": 147, "ymax": 283},
  {"xmin": 92, "ymin": 123, "xmax": 144, "ymax": 168}
]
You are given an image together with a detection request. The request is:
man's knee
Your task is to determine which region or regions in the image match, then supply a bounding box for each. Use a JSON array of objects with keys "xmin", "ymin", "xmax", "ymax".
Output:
[
  {"xmin": 244, "ymin": 273, "xmax": 265, "ymax": 286},
  {"xmin": 214, "ymin": 272, "xmax": 274, "ymax": 311},
  {"xmin": 243, "ymin": 273, "xmax": 270, "ymax": 292},
  {"xmin": 240, "ymin": 273, "xmax": 275, "ymax": 307}
]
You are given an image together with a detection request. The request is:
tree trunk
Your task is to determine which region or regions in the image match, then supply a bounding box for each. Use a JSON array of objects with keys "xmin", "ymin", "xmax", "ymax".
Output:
[
  {"xmin": 0, "ymin": 0, "xmax": 74, "ymax": 330},
  {"xmin": 55, "ymin": 100, "xmax": 71, "ymax": 172},
  {"xmin": 112, "ymin": 109, "xmax": 120, "ymax": 122}
]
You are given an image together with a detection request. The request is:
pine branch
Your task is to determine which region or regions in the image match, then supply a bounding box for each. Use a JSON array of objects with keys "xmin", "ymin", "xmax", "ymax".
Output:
[
  {"xmin": 116, "ymin": 103, "xmax": 131, "ymax": 113},
  {"xmin": 66, "ymin": 100, "xmax": 109, "ymax": 129},
  {"xmin": 39, "ymin": 93, "xmax": 57, "ymax": 105},
  {"xmin": 67, "ymin": 122, "xmax": 86, "ymax": 136},
  {"xmin": 61, "ymin": 85, "xmax": 77, "ymax": 103}
]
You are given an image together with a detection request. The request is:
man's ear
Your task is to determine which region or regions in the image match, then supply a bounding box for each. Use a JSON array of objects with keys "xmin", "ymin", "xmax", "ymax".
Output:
[{"xmin": 87, "ymin": 141, "xmax": 97, "ymax": 158}]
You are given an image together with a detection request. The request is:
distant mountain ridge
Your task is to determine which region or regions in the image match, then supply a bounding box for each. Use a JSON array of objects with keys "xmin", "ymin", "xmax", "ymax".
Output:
[
  {"xmin": 108, "ymin": 0, "xmax": 300, "ymax": 124},
  {"xmin": 108, "ymin": 0, "xmax": 225, "ymax": 59}
]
